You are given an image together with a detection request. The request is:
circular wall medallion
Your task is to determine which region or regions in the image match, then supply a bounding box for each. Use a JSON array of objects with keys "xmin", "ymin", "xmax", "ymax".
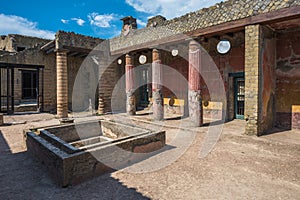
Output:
[
  {"xmin": 217, "ymin": 40, "xmax": 231, "ymax": 54},
  {"xmin": 139, "ymin": 55, "xmax": 147, "ymax": 64},
  {"xmin": 171, "ymin": 49, "xmax": 179, "ymax": 56},
  {"xmin": 117, "ymin": 59, "xmax": 122, "ymax": 65}
]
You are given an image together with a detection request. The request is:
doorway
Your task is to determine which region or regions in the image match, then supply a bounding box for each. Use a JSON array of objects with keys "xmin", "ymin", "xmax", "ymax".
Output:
[
  {"xmin": 22, "ymin": 70, "xmax": 37, "ymax": 99},
  {"xmin": 0, "ymin": 63, "xmax": 44, "ymax": 114},
  {"xmin": 234, "ymin": 77, "xmax": 245, "ymax": 119},
  {"xmin": 138, "ymin": 66, "xmax": 151, "ymax": 108}
]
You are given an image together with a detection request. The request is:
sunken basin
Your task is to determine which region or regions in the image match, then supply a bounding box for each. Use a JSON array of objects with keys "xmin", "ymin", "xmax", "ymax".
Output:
[{"xmin": 25, "ymin": 119, "xmax": 165, "ymax": 187}]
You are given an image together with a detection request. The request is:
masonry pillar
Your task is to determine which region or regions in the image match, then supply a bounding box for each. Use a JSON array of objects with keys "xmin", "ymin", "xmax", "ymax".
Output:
[
  {"xmin": 56, "ymin": 50, "xmax": 68, "ymax": 118},
  {"xmin": 188, "ymin": 40, "xmax": 203, "ymax": 126},
  {"xmin": 0, "ymin": 113, "xmax": 3, "ymax": 125},
  {"xmin": 125, "ymin": 54, "xmax": 136, "ymax": 115},
  {"xmin": 245, "ymin": 24, "xmax": 276, "ymax": 136},
  {"xmin": 152, "ymin": 49, "xmax": 164, "ymax": 121}
]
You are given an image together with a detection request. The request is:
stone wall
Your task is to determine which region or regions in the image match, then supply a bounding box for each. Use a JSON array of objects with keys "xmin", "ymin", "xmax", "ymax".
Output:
[
  {"xmin": 110, "ymin": 0, "xmax": 300, "ymax": 53},
  {"xmin": 56, "ymin": 31, "xmax": 103, "ymax": 50},
  {"xmin": 26, "ymin": 120, "xmax": 166, "ymax": 187},
  {"xmin": 276, "ymin": 29, "xmax": 300, "ymax": 129},
  {"xmin": 0, "ymin": 34, "xmax": 50, "ymax": 52}
]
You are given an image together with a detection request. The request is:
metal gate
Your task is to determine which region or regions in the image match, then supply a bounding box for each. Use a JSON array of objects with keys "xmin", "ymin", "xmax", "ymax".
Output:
[
  {"xmin": 0, "ymin": 67, "xmax": 14, "ymax": 114},
  {"xmin": 0, "ymin": 63, "xmax": 44, "ymax": 114},
  {"xmin": 235, "ymin": 77, "xmax": 245, "ymax": 119}
]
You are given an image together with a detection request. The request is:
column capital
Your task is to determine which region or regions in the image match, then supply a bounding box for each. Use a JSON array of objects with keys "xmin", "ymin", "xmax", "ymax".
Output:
[
  {"xmin": 152, "ymin": 49, "xmax": 161, "ymax": 62},
  {"xmin": 125, "ymin": 53, "xmax": 134, "ymax": 66},
  {"xmin": 189, "ymin": 40, "xmax": 200, "ymax": 52}
]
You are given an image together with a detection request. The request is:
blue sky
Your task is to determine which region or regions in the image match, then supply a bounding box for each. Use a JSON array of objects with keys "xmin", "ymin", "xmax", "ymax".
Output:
[{"xmin": 0, "ymin": 0, "xmax": 222, "ymax": 39}]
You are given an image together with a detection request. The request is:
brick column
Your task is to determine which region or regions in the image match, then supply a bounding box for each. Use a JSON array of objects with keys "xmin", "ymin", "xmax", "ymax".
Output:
[
  {"xmin": 245, "ymin": 25, "xmax": 260, "ymax": 135},
  {"xmin": 245, "ymin": 24, "xmax": 278, "ymax": 136},
  {"xmin": 152, "ymin": 49, "xmax": 164, "ymax": 121},
  {"xmin": 56, "ymin": 50, "xmax": 68, "ymax": 118},
  {"xmin": 98, "ymin": 93, "xmax": 105, "ymax": 115},
  {"xmin": 188, "ymin": 40, "xmax": 203, "ymax": 126},
  {"xmin": 125, "ymin": 54, "xmax": 136, "ymax": 115}
]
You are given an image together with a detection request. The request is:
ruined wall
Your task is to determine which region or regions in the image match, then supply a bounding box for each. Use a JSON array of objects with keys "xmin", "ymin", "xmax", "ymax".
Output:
[
  {"xmin": 276, "ymin": 29, "xmax": 300, "ymax": 129},
  {"xmin": 0, "ymin": 34, "xmax": 50, "ymax": 52},
  {"xmin": 56, "ymin": 31, "xmax": 103, "ymax": 50},
  {"xmin": 0, "ymin": 35, "xmax": 13, "ymax": 52}
]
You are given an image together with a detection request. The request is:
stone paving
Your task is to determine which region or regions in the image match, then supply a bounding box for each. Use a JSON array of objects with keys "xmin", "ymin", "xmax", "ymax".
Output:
[{"xmin": 0, "ymin": 112, "xmax": 299, "ymax": 199}]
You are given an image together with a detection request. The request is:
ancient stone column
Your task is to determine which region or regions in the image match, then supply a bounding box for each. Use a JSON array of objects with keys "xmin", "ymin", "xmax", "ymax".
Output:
[
  {"xmin": 188, "ymin": 40, "xmax": 203, "ymax": 126},
  {"xmin": 125, "ymin": 54, "xmax": 136, "ymax": 115},
  {"xmin": 98, "ymin": 93, "xmax": 105, "ymax": 115},
  {"xmin": 56, "ymin": 50, "xmax": 68, "ymax": 118},
  {"xmin": 152, "ymin": 49, "xmax": 164, "ymax": 121}
]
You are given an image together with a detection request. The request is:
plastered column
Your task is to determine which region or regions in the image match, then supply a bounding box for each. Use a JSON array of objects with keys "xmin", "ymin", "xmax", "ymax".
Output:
[
  {"xmin": 188, "ymin": 40, "xmax": 203, "ymax": 126},
  {"xmin": 125, "ymin": 54, "xmax": 136, "ymax": 115},
  {"xmin": 152, "ymin": 49, "xmax": 164, "ymax": 121},
  {"xmin": 56, "ymin": 50, "xmax": 68, "ymax": 118}
]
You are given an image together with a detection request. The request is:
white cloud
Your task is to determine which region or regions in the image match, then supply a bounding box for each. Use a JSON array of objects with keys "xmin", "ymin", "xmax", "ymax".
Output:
[
  {"xmin": 0, "ymin": 14, "xmax": 55, "ymax": 39},
  {"xmin": 71, "ymin": 18, "xmax": 85, "ymax": 26},
  {"xmin": 88, "ymin": 13, "xmax": 116, "ymax": 28},
  {"xmin": 125, "ymin": 0, "xmax": 223, "ymax": 19},
  {"xmin": 136, "ymin": 19, "xmax": 147, "ymax": 27},
  {"xmin": 61, "ymin": 19, "xmax": 69, "ymax": 24}
]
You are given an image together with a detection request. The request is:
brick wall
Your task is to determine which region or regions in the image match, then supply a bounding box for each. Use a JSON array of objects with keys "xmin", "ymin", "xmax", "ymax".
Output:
[{"xmin": 99, "ymin": 61, "xmax": 124, "ymax": 113}]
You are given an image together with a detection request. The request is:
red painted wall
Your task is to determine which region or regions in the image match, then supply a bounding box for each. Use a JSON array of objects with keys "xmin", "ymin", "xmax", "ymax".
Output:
[
  {"xmin": 161, "ymin": 39, "xmax": 245, "ymax": 119},
  {"xmin": 276, "ymin": 29, "xmax": 300, "ymax": 128}
]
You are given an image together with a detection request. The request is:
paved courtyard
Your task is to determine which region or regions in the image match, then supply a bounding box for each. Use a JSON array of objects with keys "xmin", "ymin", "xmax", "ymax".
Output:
[{"xmin": 0, "ymin": 113, "xmax": 299, "ymax": 199}]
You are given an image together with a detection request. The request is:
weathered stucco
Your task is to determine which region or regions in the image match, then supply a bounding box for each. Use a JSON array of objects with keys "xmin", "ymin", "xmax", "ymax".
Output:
[{"xmin": 276, "ymin": 29, "xmax": 300, "ymax": 129}]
